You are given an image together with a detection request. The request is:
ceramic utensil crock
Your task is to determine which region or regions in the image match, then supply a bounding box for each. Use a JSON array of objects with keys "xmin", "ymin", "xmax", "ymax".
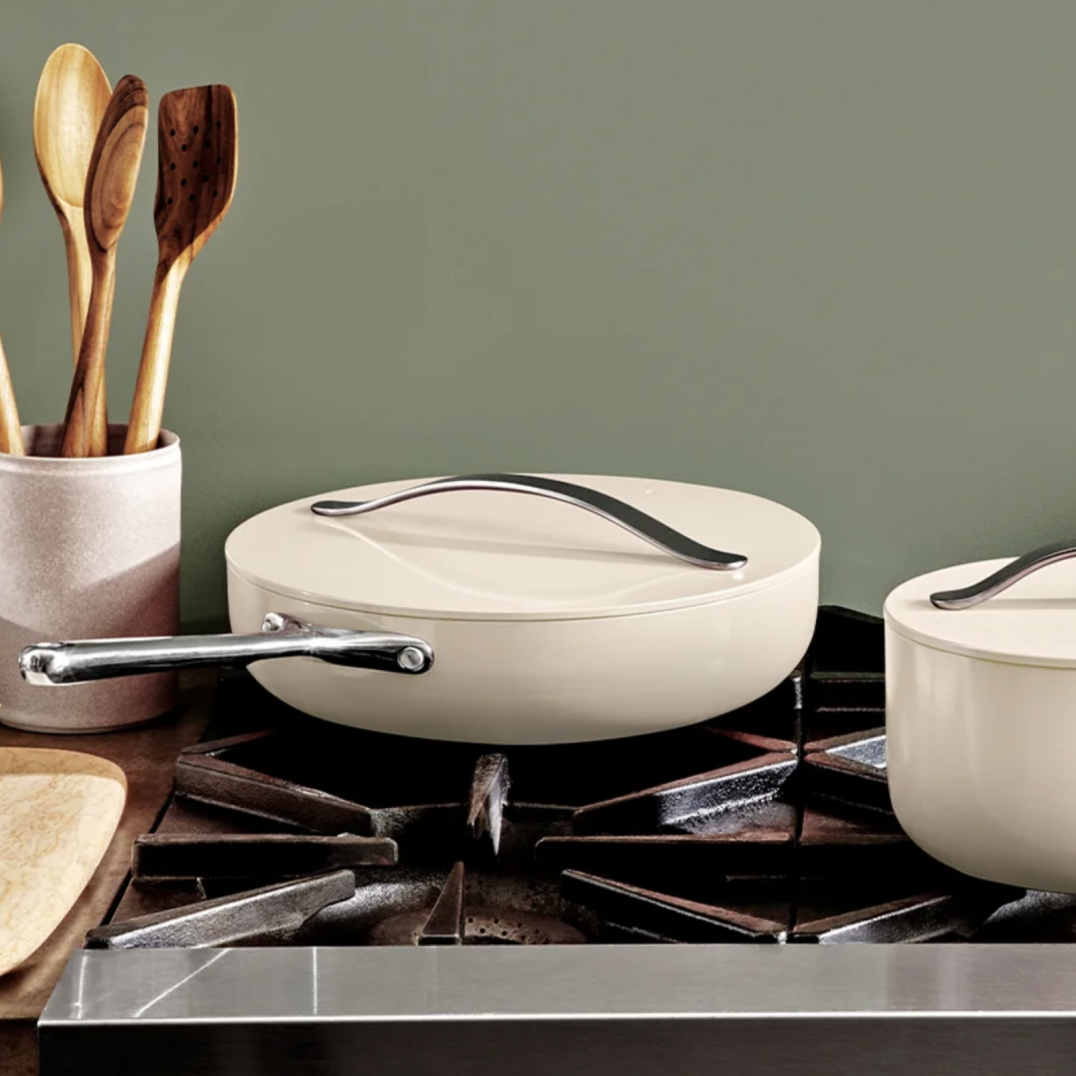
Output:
[{"xmin": 0, "ymin": 423, "xmax": 180, "ymax": 732}]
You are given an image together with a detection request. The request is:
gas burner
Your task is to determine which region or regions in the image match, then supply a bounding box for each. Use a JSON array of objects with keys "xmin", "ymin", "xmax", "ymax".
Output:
[
  {"xmin": 362, "ymin": 860, "xmax": 587, "ymax": 945},
  {"xmin": 369, "ymin": 906, "xmax": 587, "ymax": 946},
  {"xmin": 92, "ymin": 607, "xmax": 1048, "ymax": 950}
]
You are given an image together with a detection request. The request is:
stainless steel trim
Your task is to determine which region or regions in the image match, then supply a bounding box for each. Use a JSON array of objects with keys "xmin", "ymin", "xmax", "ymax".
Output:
[
  {"xmin": 311, "ymin": 473, "xmax": 748, "ymax": 571},
  {"xmin": 38, "ymin": 945, "xmax": 1076, "ymax": 1076},
  {"xmin": 18, "ymin": 613, "xmax": 434, "ymax": 685},
  {"xmin": 930, "ymin": 539, "xmax": 1076, "ymax": 609}
]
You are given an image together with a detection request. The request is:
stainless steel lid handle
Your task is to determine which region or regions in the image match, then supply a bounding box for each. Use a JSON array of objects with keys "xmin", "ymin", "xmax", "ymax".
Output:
[
  {"xmin": 930, "ymin": 540, "xmax": 1076, "ymax": 609},
  {"xmin": 19, "ymin": 613, "xmax": 434, "ymax": 686},
  {"xmin": 310, "ymin": 473, "xmax": 748, "ymax": 571}
]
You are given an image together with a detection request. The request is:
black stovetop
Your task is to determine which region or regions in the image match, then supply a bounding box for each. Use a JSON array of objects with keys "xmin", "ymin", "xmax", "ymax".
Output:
[{"xmin": 85, "ymin": 606, "xmax": 1076, "ymax": 949}]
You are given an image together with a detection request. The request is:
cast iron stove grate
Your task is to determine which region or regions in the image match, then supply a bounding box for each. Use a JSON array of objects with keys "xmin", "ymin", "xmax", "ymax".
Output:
[{"xmin": 86, "ymin": 607, "xmax": 1072, "ymax": 950}]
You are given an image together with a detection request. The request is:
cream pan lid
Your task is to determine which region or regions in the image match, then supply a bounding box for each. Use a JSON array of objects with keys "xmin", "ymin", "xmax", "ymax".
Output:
[
  {"xmin": 884, "ymin": 555, "xmax": 1076, "ymax": 668},
  {"xmin": 224, "ymin": 473, "xmax": 820, "ymax": 622}
]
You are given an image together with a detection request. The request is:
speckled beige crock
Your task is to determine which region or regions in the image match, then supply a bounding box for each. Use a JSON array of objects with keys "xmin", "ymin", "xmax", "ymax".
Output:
[{"xmin": 0, "ymin": 424, "xmax": 181, "ymax": 732}]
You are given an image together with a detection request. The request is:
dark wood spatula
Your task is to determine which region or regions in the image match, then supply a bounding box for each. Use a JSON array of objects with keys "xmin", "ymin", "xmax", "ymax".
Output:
[{"xmin": 124, "ymin": 85, "xmax": 238, "ymax": 454}]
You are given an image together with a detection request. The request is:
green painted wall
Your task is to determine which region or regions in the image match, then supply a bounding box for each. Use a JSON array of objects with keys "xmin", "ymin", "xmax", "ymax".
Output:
[{"xmin": 2, "ymin": 2, "xmax": 1075, "ymax": 628}]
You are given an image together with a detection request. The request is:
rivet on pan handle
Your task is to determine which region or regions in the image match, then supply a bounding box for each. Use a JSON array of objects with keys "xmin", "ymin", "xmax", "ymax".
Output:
[
  {"xmin": 18, "ymin": 614, "xmax": 434, "ymax": 686},
  {"xmin": 310, "ymin": 473, "xmax": 748, "ymax": 571},
  {"xmin": 930, "ymin": 540, "xmax": 1076, "ymax": 610}
]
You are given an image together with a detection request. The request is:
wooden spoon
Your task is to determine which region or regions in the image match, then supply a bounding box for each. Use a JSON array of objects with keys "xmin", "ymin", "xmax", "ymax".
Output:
[
  {"xmin": 0, "ymin": 157, "xmax": 24, "ymax": 455},
  {"xmin": 125, "ymin": 85, "xmax": 238, "ymax": 454},
  {"xmin": 33, "ymin": 44, "xmax": 112, "ymax": 453},
  {"xmin": 60, "ymin": 75, "xmax": 148, "ymax": 458}
]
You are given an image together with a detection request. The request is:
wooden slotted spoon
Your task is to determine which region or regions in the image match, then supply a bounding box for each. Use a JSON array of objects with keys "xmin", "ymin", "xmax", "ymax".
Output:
[
  {"xmin": 33, "ymin": 44, "xmax": 112, "ymax": 453},
  {"xmin": 60, "ymin": 75, "xmax": 148, "ymax": 457},
  {"xmin": 125, "ymin": 85, "xmax": 238, "ymax": 454},
  {"xmin": 0, "ymin": 156, "xmax": 24, "ymax": 455}
]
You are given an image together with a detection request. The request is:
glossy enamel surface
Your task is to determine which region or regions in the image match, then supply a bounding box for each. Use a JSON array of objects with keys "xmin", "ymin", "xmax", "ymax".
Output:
[
  {"xmin": 886, "ymin": 613, "xmax": 1076, "ymax": 892},
  {"xmin": 227, "ymin": 554, "xmax": 819, "ymax": 743},
  {"xmin": 222, "ymin": 473, "xmax": 820, "ymax": 742},
  {"xmin": 886, "ymin": 556, "xmax": 1076, "ymax": 668},
  {"xmin": 225, "ymin": 474, "xmax": 820, "ymax": 622}
]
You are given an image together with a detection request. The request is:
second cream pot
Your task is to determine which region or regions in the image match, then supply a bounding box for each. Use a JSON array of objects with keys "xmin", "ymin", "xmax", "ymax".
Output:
[{"xmin": 886, "ymin": 542, "xmax": 1076, "ymax": 894}]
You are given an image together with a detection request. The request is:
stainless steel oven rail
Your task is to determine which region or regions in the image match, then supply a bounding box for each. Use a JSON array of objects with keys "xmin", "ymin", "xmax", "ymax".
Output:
[{"xmin": 39, "ymin": 944, "xmax": 1076, "ymax": 1075}]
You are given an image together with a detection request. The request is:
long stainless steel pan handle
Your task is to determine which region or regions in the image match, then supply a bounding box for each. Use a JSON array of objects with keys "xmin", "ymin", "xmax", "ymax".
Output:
[
  {"xmin": 930, "ymin": 540, "xmax": 1076, "ymax": 609},
  {"xmin": 310, "ymin": 473, "xmax": 747, "ymax": 571},
  {"xmin": 19, "ymin": 613, "xmax": 434, "ymax": 686}
]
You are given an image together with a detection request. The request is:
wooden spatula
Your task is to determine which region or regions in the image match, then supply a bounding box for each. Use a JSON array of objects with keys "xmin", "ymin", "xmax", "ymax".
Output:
[
  {"xmin": 124, "ymin": 85, "xmax": 238, "ymax": 454},
  {"xmin": 0, "ymin": 155, "xmax": 24, "ymax": 455},
  {"xmin": 60, "ymin": 75, "xmax": 148, "ymax": 457},
  {"xmin": 33, "ymin": 44, "xmax": 112, "ymax": 452}
]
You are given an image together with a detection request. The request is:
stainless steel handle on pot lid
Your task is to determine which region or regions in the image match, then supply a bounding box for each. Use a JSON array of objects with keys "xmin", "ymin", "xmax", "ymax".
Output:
[
  {"xmin": 310, "ymin": 473, "xmax": 748, "ymax": 571},
  {"xmin": 19, "ymin": 613, "xmax": 434, "ymax": 686},
  {"xmin": 930, "ymin": 540, "xmax": 1076, "ymax": 610}
]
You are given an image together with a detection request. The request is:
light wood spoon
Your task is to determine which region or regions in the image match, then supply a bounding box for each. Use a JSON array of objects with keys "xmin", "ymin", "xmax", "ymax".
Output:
[
  {"xmin": 0, "ymin": 157, "xmax": 24, "ymax": 455},
  {"xmin": 125, "ymin": 85, "xmax": 238, "ymax": 454},
  {"xmin": 60, "ymin": 75, "xmax": 148, "ymax": 458},
  {"xmin": 34, "ymin": 44, "xmax": 112, "ymax": 453}
]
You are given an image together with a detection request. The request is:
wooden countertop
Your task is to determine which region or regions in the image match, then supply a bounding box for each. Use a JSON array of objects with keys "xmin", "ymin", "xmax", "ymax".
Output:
[{"xmin": 0, "ymin": 673, "xmax": 213, "ymax": 1075}]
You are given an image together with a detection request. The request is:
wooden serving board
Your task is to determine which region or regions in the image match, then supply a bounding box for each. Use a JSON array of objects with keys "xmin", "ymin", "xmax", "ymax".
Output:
[
  {"xmin": 0, "ymin": 747, "xmax": 127, "ymax": 977},
  {"xmin": 0, "ymin": 672, "xmax": 212, "ymax": 1076}
]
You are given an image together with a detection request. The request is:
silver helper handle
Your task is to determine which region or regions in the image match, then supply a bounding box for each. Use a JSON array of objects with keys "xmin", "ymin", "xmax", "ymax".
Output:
[
  {"xmin": 311, "ymin": 473, "xmax": 747, "ymax": 571},
  {"xmin": 930, "ymin": 539, "xmax": 1076, "ymax": 610},
  {"xmin": 19, "ymin": 613, "xmax": 434, "ymax": 686}
]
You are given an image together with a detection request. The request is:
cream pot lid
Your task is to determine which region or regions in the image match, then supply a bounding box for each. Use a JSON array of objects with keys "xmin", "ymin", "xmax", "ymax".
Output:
[
  {"xmin": 885, "ymin": 554, "xmax": 1076, "ymax": 668},
  {"xmin": 224, "ymin": 473, "xmax": 820, "ymax": 623}
]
